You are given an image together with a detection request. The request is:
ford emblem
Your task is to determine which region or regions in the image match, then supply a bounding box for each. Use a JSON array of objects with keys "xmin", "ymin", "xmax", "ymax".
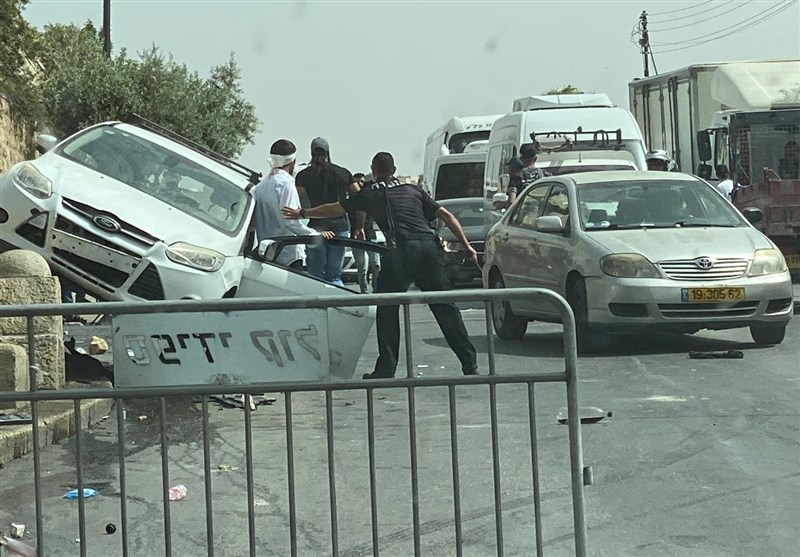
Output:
[
  {"xmin": 694, "ymin": 257, "xmax": 714, "ymax": 270},
  {"xmin": 93, "ymin": 215, "xmax": 121, "ymax": 233}
]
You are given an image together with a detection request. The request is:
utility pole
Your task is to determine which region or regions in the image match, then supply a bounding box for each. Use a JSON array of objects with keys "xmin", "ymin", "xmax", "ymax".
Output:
[
  {"xmin": 638, "ymin": 10, "xmax": 650, "ymax": 77},
  {"xmin": 102, "ymin": 0, "xmax": 111, "ymax": 58}
]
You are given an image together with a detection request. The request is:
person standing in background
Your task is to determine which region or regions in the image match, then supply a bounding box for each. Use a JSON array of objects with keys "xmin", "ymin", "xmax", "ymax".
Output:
[{"xmin": 295, "ymin": 138, "xmax": 358, "ymax": 285}]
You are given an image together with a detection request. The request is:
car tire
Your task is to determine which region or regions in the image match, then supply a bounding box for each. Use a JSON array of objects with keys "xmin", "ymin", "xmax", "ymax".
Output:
[
  {"xmin": 566, "ymin": 276, "xmax": 606, "ymax": 354},
  {"xmin": 749, "ymin": 323, "xmax": 786, "ymax": 345},
  {"xmin": 489, "ymin": 274, "xmax": 528, "ymax": 340}
]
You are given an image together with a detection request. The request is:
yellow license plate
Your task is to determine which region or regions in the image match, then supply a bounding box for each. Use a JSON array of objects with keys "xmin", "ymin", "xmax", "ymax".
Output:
[
  {"xmin": 681, "ymin": 287, "xmax": 745, "ymax": 303},
  {"xmin": 786, "ymin": 254, "xmax": 800, "ymax": 270}
]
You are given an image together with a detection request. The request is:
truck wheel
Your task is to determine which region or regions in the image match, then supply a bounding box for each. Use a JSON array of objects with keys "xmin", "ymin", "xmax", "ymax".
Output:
[
  {"xmin": 566, "ymin": 276, "xmax": 606, "ymax": 354},
  {"xmin": 489, "ymin": 274, "xmax": 527, "ymax": 340},
  {"xmin": 749, "ymin": 323, "xmax": 787, "ymax": 345}
]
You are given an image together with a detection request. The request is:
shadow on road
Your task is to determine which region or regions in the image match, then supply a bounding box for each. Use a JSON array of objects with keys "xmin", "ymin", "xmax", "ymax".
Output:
[{"xmin": 424, "ymin": 329, "xmax": 774, "ymax": 359}]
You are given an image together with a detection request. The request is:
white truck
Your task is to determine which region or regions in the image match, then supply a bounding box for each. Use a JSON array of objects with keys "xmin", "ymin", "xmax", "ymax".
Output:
[
  {"xmin": 422, "ymin": 114, "xmax": 501, "ymax": 196},
  {"xmin": 629, "ymin": 59, "xmax": 800, "ymax": 275}
]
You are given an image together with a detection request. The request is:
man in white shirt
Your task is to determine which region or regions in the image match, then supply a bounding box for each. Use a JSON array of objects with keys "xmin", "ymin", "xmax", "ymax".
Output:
[
  {"xmin": 252, "ymin": 139, "xmax": 332, "ymax": 268},
  {"xmin": 714, "ymin": 165, "xmax": 734, "ymax": 200}
]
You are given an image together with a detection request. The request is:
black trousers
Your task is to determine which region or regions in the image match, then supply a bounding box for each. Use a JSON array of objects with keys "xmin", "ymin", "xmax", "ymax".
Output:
[{"xmin": 372, "ymin": 238, "xmax": 477, "ymax": 377}]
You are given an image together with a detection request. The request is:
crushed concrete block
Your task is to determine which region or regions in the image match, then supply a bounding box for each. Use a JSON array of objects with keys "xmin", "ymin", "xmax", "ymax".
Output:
[
  {"xmin": 0, "ymin": 344, "xmax": 29, "ymax": 411},
  {"xmin": 89, "ymin": 336, "xmax": 108, "ymax": 355},
  {"xmin": 0, "ymin": 334, "xmax": 63, "ymax": 390},
  {"xmin": 0, "ymin": 276, "xmax": 61, "ymax": 336}
]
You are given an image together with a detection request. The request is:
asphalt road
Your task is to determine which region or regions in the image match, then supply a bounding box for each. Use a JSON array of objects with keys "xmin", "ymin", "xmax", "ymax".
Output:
[{"xmin": 1, "ymin": 309, "xmax": 798, "ymax": 556}]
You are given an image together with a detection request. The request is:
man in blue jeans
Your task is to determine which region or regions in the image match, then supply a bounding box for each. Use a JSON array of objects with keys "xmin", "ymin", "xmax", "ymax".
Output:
[{"xmin": 295, "ymin": 137, "xmax": 359, "ymax": 285}]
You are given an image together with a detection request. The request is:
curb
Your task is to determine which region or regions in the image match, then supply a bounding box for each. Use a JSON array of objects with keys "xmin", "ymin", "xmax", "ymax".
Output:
[{"xmin": 0, "ymin": 394, "xmax": 113, "ymax": 467}]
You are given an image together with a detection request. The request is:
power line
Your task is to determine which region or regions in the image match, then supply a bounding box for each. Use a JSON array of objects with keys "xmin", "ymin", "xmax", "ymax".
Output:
[
  {"xmin": 652, "ymin": 0, "xmax": 792, "ymax": 47},
  {"xmin": 648, "ymin": 0, "xmax": 734, "ymax": 25},
  {"xmin": 646, "ymin": 0, "xmax": 714, "ymax": 18},
  {"xmin": 650, "ymin": 0, "xmax": 753, "ymax": 33},
  {"xmin": 652, "ymin": 0, "xmax": 798, "ymax": 53}
]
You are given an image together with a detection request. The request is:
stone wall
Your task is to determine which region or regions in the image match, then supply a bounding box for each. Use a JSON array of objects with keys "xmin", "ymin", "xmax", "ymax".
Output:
[{"xmin": 0, "ymin": 92, "xmax": 34, "ymax": 173}]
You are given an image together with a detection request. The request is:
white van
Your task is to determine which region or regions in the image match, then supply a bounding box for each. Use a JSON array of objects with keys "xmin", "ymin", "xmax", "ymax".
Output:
[
  {"xmin": 483, "ymin": 94, "xmax": 647, "ymax": 202},
  {"xmin": 423, "ymin": 114, "xmax": 501, "ymax": 190},
  {"xmin": 429, "ymin": 151, "xmax": 487, "ymax": 201}
]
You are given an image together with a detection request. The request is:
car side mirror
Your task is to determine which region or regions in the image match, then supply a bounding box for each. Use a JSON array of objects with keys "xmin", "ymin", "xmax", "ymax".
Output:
[
  {"xmin": 697, "ymin": 163, "xmax": 712, "ymax": 180},
  {"xmin": 35, "ymin": 134, "xmax": 58, "ymax": 154},
  {"xmin": 257, "ymin": 239, "xmax": 279, "ymax": 261},
  {"xmin": 535, "ymin": 215, "xmax": 565, "ymax": 233},
  {"xmin": 741, "ymin": 207, "xmax": 764, "ymax": 225},
  {"xmin": 697, "ymin": 131, "xmax": 712, "ymax": 161}
]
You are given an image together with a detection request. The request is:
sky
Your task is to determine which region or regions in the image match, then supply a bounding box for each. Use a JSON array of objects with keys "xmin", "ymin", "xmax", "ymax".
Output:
[{"xmin": 22, "ymin": 0, "xmax": 800, "ymax": 177}]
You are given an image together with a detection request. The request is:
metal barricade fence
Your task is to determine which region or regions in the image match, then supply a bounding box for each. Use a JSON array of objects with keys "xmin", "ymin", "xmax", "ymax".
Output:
[{"xmin": 0, "ymin": 288, "xmax": 587, "ymax": 557}]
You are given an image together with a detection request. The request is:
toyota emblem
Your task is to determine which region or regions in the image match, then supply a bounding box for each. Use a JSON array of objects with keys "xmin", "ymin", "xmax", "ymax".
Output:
[
  {"xmin": 694, "ymin": 257, "xmax": 714, "ymax": 270},
  {"xmin": 93, "ymin": 215, "xmax": 121, "ymax": 233}
]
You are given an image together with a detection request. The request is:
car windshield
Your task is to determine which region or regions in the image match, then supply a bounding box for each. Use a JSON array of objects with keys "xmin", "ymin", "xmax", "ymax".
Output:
[
  {"xmin": 435, "ymin": 162, "xmax": 485, "ymax": 200},
  {"xmin": 59, "ymin": 125, "xmax": 250, "ymax": 233},
  {"xmin": 437, "ymin": 200, "xmax": 491, "ymax": 228},
  {"xmin": 576, "ymin": 179, "xmax": 746, "ymax": 230}
]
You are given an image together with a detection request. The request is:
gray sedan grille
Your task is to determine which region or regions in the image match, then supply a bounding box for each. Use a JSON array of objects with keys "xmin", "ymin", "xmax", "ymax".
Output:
[{"xmin": 657, "ymin": 258, "xmax": 749, "ymax": 281}]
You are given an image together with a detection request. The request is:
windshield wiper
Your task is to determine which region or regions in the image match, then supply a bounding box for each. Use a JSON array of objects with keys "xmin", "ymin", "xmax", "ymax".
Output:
[{"xmin": 665, "ymin": 222, "xmax": 738, "ymax": 228}]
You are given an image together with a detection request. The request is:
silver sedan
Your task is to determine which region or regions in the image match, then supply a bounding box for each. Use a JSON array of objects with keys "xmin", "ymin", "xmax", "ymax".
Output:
[{"xmin": 483, "ymin": 171, "xmax": 794, "ymax": 351}]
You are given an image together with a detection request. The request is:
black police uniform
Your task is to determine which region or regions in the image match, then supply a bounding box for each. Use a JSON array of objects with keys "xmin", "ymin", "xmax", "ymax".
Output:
[{"xmin": 341, "ymin": 178, "xmax": 478, "ymax": 378}]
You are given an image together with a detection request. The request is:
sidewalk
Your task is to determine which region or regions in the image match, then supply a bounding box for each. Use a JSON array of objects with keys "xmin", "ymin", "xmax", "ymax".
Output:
[{"xmin": 0, "ymin": 382, "xmax": 112, "ymax": 467}]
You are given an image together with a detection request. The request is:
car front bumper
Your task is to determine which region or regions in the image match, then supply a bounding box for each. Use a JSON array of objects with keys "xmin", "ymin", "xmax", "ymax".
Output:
[
  {"xmin": 0, "ymin": 182, "xmax": 241, "ymax": 301},
  {"xmin": 584, "ymin": 272, "xmax": 794, "ymax": 332}
]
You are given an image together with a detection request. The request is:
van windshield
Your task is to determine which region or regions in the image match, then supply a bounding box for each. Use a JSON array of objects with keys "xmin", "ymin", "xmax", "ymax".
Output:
[
  {"xmin": 59, "ymin": 125, "xmax": 250, "ymax": 233},
  {"xmin": 435, "ymin": 162, "xmax": 485, "ymax": 200},
  {"xmin": 449, "ymin": 131, "xmax": 491, "ymax": 153}
]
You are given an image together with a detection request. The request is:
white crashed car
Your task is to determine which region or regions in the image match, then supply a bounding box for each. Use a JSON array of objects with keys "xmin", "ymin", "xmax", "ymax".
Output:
[{"xmin": 0, "ymin": 119, "xmax": 259, "ymax": 301}]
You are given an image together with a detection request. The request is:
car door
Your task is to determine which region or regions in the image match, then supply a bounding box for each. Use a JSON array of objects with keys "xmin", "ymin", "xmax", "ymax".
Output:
[
  {"xmin": 495, "ymin": 184, "xmax": 551, "ymax": 314},
  {"xmin": 237, "ymin": 237, "xmax": 383, "ymax": 380},
  {"xmin": 532, "ymin": 184, "xmax": 573, "ymax": 317}
]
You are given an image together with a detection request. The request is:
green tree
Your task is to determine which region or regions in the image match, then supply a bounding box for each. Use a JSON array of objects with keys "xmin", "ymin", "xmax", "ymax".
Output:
[
  {"xmin": 543, "ymin": 85, "xmax": 584, "ymax": 95},
  {"xmin": 0, "ymin": 0, "xmax": 42, "ymax": 116},
  {"xmin": 38, "ymin": 22, "xmax": 259, "ymax": 158}
]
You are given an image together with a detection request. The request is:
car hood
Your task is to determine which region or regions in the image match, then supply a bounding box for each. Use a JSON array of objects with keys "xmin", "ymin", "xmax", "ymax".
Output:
[
  {"xmin": 35, "ymin": 155, "xmax": 245, "ymax": 249},
  {"xmin": 586, "ymin": 226, "xmax": 770, "ymax": 262},
  {"xmin": 440, "ymin": 225, "xmax": 485, "ymax": 243}
]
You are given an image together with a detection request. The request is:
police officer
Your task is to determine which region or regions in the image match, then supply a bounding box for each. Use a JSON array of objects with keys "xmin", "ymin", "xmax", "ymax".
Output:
[{"xmin": 282, "ymin": 152, "xmax": 479, "ymax": 378}]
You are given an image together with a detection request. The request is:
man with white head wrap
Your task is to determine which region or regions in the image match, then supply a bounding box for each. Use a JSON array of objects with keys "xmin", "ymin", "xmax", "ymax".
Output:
[{"xmin": 252, "ymin": 139, "xmax": 333, "ymax": 268}]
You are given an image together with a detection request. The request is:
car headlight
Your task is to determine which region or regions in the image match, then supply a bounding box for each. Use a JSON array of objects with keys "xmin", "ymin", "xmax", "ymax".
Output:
[
  {"xmin": 442, "ymin": 240, "xmax": 462, "ymax": 253},
  {"xmin": 600, "ymin": 253, "xmax": 660, "ymax": 278},
  {"xmin": 166, "ymin": 242, "xmax": 225, "ymax": 272},
  {"xmin": 13, "ymin": 163, "xmax": 52, "ymax": 199},
  {"xmin": 748, "ymin": 248, "xmax": 787, "ymax": 276}
]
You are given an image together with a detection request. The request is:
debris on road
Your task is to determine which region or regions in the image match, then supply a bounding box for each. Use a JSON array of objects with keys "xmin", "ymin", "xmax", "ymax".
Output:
[
  {"xmin": 105, "ymin": 524, "xmax": 116, "ymax": 535},
  {"xmin": 10, "ymin": 523, "xmax": 25, "ymax": 538},
  {"xmin": 168, "ymin": 485, "xmax": 187, "ymax": 501},
  {"xmin": 89, "ymin": 336, "xmax": 109, "ymax": 355},
  {"xmin": 0, "ymin": 412, "xmax": 32, "ymax": 427},
  {"xmin": 208, "ymin": 395, "xmax": 276, "ymax": 410},
  {"xmin": 217, "ymin": 464, "xmax": 238, "ymax": 472},
  {"xmin": 63, "ymin": 488, "xmax": 99, "ymax": 499},
  {"xmin": 137, "ymin": 415, "xmax": 148, "ymax": 421},
  {"xmin": 253, "ymin": 498, "xmax": 268, "ymax": 507},
  {"xmin": 689, "ymin": 350, "xmax": 744, "ymax": 359},
  {"xmin": 0, "ymin": 534, "xmax": 37, "ymax": 557},
  {"xmin": 557, "ymin": 406, "xmax": 613, "ymax": 425}
]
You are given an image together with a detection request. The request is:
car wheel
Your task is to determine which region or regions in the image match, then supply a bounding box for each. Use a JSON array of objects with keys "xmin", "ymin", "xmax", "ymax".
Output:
[
  {"xmin": 566, "ymin": 276, "xmax": 606, "ymax": 354},
  {"xmin": 489, "ymin": 273, "xmax": 527, "ymax": 340},
  {"xmin": 749, "ymin": 323, "xmax": 786, "ymax": 345}
]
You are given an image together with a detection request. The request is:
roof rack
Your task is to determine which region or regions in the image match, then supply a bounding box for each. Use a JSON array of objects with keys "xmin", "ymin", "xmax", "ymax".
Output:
[
  {"xmin": 124, "ymin": 114, "xmax": 262, "ymax": 184},
  {"xmin": 529, "ymin": 127, "xmax": 623, "ymax": 152}
]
